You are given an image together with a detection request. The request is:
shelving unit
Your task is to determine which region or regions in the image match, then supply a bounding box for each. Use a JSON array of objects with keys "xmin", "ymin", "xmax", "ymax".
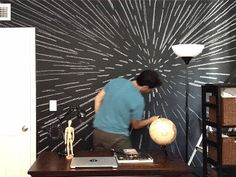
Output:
[{"xmin": 202, "ymin": 84, "xmax": 236, "ymax": 177}]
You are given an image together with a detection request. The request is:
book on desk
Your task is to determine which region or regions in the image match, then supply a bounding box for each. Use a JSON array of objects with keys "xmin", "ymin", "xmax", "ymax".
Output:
[{"xmin": 113, "ymin": 148, "xmax": 154, "ymax": 164}]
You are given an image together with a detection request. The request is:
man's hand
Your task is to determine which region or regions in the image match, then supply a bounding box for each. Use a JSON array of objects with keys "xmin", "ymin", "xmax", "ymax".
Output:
[
  {"xmin": 131, "ymin": 115, "xmax": 160, "ymax": 129},
  {"xmin": 148, "ymin": 115, "xmax": 159, "ymax": 124}
]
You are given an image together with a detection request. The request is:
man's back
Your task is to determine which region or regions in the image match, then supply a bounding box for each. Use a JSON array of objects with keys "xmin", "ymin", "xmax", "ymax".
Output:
[{"xmin": 93, "ymin": 78, "xmax": 144, "ymax": 136}]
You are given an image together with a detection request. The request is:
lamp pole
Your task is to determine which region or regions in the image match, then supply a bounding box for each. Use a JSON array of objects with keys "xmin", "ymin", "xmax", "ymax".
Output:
[
  {"xmin": 172, "ymin": 44, "xmax": 204, "ymax": 163},
  {"xmin": 182, "ymin": 56, "xmax": 192, "ymax": 163}
]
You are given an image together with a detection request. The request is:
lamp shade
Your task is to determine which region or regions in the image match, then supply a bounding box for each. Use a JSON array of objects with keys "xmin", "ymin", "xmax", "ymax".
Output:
[
  {"xmin": 172, "ymin": 44, "xmax": 204, "ymax": 57},
  {"xmin": 149, "ymin": 118, "xmax": 177, "ymax": 145}
]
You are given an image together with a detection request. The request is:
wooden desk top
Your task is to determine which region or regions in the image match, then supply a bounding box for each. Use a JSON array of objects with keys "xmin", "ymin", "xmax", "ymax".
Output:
[{"xmin": 28, "ymin": 150, "xmax": 192, "ymax": 177}]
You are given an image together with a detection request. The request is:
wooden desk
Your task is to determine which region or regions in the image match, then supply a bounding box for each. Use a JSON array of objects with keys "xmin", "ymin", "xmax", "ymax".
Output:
[{"xmin": 28, "ymin": 150, "xmax": 192, "ymax": 177}]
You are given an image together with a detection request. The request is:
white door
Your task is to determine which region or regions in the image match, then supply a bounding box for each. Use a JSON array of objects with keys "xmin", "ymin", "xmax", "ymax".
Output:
[{"xmin": 0, "ymin": 28, "xmax": 36, "ymax": 177}]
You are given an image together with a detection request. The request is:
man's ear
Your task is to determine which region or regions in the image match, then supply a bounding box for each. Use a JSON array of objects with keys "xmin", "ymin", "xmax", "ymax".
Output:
[
  {"xmin": 142, "ymin": 85, "xmax": 149, "ymax": 89},
  {"xmin": 140, "ymin": 85, "xmax": 149, "ymax": 91}
]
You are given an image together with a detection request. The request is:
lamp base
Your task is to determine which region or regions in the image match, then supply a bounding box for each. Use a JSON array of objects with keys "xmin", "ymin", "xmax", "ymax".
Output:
[{"xmin": 181, "ymin": 57, "xmax": 193, "ymax": 65}]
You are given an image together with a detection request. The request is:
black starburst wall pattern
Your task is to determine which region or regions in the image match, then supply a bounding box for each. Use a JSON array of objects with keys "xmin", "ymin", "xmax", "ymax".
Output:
[{"xmin": 1, "ymin": 0, "xmax": 236, "ymax": 166}]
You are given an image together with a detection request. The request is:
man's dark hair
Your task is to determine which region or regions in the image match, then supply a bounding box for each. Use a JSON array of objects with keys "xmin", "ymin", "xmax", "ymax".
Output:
[{"xmin": 136, "ymin": 70, "xmax": 162, "ymax": 88}]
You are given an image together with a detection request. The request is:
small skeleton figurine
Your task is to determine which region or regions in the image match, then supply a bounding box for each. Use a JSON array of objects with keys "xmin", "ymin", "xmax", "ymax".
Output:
[{"xmin": 64, "ymin": 120, "xmax": 74, "ymax": 159}]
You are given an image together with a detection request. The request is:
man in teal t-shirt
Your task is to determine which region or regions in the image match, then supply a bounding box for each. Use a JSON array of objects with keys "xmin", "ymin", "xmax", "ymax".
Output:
[{"xmin": 93, "ymin": 70, "xmax": 162, "ymax": 150}]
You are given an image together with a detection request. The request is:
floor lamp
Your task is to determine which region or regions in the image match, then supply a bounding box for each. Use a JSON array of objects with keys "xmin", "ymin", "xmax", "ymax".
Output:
[{"xmin": 172, "ymin": 44, "xmax": 204, "ymax": 162}]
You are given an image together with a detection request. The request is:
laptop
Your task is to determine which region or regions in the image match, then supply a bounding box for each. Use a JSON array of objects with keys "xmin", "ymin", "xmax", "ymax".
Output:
[{"xmin": 70, "ymin": 156, "xmax": 118, "ymax": 168}]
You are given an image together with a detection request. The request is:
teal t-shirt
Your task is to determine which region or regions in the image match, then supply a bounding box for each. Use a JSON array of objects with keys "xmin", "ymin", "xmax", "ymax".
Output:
[{"xmin": 93, "ymin": 78, "xmax": 144, "ymax": 136}]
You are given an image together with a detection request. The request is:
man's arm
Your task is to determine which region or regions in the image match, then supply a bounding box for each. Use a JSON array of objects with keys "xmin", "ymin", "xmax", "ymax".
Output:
[
  {"xmin": 94, "ymin": 89, "xmax": 106, "ymax": 113},
  {"xmin": 131, "ymin": 116, "xmax": 159, "ymax": 129}
]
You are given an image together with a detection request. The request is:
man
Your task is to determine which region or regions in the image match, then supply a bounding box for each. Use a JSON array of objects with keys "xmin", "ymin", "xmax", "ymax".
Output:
[{"xmin": 93, "ymin": 70, "xmax": 162, "ymax": 150}]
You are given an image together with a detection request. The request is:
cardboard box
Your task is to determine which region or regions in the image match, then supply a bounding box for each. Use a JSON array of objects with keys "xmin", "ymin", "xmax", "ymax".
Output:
[
  {"xmin": 208, "ymin": 132, "xmax": 236, "ymax": 165},
  {"xmin": 209, "ymin": 96, "xmax": 236, "ymax": 125}
]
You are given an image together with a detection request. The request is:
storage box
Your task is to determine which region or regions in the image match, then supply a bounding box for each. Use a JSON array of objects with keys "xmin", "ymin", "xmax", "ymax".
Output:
[
  {"xmin": 209, "ymin": 96, "xmax": 236, "ymax": 125},
  {"xmin": 208, "ymin": 132, "xmax": 236, "ymax": 165}
]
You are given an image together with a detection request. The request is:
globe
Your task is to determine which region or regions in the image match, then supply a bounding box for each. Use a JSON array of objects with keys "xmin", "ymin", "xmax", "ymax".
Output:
[{"xmin": 149, "ymin": 118, "xmax": 177, "ymax": 145}]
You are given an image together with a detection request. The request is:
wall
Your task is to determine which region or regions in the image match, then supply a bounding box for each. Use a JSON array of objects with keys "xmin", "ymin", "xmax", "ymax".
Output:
[{"xmin": 1, "ymin": 0, "xmax": 236, "ymax": 166}]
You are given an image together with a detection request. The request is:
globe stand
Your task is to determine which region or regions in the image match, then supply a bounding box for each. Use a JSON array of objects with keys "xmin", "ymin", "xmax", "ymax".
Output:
[
  {"xmin": 149, "ymin": 118, "xmax": 177, "ymax": 160},
  {"xmin": 160, "ymin": 145, "xmax": 168, "ymax": 157}
]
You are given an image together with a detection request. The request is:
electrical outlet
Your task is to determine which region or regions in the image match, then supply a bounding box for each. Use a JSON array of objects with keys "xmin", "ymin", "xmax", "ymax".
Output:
[{"xmin": 49, "ymin": 100, "xmax": 57, "ymax": 111}]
